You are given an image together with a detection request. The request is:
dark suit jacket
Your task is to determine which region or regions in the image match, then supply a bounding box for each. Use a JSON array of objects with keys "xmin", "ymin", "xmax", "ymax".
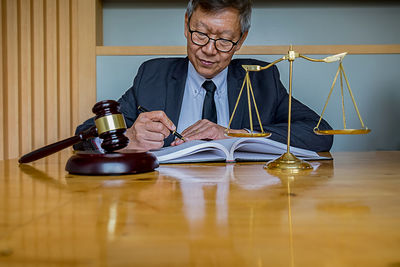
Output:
[{"xmin": 75, "ymin": 57, "xmax": 333, "ymax": 152}]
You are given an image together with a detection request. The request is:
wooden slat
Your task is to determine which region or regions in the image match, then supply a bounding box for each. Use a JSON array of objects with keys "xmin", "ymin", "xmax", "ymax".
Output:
[
  {"xmin": 96, "ymin": 0, "xmax": 103, "ymax": 46},
  {"xmin": 96, "ymin": 44, "xmax": 400, "ymax": 56},
  {"xmin": 58, "ymin": 0, "xmax": 71, "ymax": 139},
  {"xmin": 70, "ymin": 0, "xmax": 79, "ymax": 132},
  {"xmin": 0, "ymin": 0, "xmax": 4, "ymax": 160},
  {"xmin": 45, "ymin": 0, "xmax": 59, "ymax": 144},
  {"xmin": 19, "ymin": 0, "xmax": 33, "ymax": 156},
  {"xmin": 76, "ymin": 0, "xmax": 97, "ymax": 123},
  {"xmin": 32, "ymin": 0, "xmax": 45, "ymax": 150},
  {"xmin": 5, "ymin": 0, "xmax": 20, "ymax": 159}
]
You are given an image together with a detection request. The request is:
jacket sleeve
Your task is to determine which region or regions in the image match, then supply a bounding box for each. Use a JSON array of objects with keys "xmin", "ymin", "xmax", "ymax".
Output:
[
  {"xmin": 261, "ymin": 66, "xmax": 333, "ymax": 152},
  {"xmin": 116, "ymin": 61, "xmax": 146, "ymax": 129}
]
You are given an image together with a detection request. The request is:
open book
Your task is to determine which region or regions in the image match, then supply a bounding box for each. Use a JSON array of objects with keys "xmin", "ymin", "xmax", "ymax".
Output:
[{"xmin": 151, "ymin": 137, "xmax": 330, "ymax": 164}]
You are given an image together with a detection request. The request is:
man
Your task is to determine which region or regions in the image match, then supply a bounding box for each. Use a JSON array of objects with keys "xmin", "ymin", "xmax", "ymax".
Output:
[{"xmin": 75, "ymin": 0, "xmax": 333, "ymax": 152}]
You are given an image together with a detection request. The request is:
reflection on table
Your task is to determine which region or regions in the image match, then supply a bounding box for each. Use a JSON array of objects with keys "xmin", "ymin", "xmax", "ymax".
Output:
[{"xmin": 0, "ymin": 150, "xmax": 399, "ymax": 266}]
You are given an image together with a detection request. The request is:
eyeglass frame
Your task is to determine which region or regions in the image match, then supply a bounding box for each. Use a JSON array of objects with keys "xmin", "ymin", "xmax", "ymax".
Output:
[{"xmin": 187, "ymin": 22, "xmax": 243, "ymax": 53}]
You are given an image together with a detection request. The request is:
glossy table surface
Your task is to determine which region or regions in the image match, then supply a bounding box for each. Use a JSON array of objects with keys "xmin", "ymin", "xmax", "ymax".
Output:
[{"xmin": 0, "ymin": 150, "xmax": 400, "ymax": 266}]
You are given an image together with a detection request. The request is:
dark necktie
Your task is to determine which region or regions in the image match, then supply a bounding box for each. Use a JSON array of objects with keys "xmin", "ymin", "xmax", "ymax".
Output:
[{"xmin": 201, "ymin": 80, "xmax": 217, "ymax": 123}]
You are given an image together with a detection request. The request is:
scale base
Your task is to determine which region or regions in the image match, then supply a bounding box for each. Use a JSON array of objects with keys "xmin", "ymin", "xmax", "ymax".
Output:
[
  {"xmin": 264, "ymin": 152, "xmax": 312, "ymax": 171},
  {"xmin": 65, "ymin": 150, "xmax": 159, "ymax": 175}
]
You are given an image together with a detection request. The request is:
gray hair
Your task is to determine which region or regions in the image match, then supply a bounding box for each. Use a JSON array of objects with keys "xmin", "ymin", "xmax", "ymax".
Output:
[{"xmin": 186, "ymin": 0, "xmax": 252, "ymax": 33}]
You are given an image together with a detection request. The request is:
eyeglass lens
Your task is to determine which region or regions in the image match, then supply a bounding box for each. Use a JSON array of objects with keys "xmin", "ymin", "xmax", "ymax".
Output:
[{"xmin": 191, "ymin": 31, "xmax": 235, "ymax": 52}]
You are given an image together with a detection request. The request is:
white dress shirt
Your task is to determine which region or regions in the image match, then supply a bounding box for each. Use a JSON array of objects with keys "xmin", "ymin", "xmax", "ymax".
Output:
[{"xmin": 176, "ymin": 62, "xmax": 230, "ymax": 134}]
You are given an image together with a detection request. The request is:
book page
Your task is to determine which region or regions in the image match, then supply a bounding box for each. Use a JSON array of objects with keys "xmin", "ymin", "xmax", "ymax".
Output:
[
  {"xmin": 152, "ymin": 139, "xmax": 235, "ymax": 163},
  {"xmin": 230, "ymin": 138, "xmax": 329, "ymax": 161}
]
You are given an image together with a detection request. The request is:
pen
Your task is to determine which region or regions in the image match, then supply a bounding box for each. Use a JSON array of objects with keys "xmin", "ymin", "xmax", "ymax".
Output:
[{"xmin": 137, "ymin": 106, "xmax": 186, "ymax": 142}]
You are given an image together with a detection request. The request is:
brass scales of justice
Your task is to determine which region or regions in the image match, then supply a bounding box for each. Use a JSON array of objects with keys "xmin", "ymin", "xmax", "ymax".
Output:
[{"xmin": 224, "ymin": 45, "xmax": 371, "ymax": 171}]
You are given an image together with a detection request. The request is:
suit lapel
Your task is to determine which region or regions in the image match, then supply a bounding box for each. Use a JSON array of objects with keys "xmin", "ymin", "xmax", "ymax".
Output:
[{"xmin": 227, "ymin": 61, "xmax": 247, "ymax": 129}]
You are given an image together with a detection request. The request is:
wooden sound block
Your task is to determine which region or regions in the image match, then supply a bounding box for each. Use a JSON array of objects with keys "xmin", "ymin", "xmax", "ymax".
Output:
[{"xmin": 65, "ymin": 150, "xmax": 159, "ymax": 175}]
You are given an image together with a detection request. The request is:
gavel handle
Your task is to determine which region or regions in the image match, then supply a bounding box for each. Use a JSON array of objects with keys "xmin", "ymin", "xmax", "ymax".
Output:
[{"xmin": 18, "ymin": 126, "xmax": 97, "ymax": 164}]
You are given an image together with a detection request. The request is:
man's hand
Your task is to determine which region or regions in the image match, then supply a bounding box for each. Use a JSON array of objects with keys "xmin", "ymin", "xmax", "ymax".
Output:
[
  {"xmin": 124, "ymin": 111, "xmax": 176, "ymax": 152},
  {"xmin": 171, "ymin": 119, "xmax": 247, "ymax": 146}
]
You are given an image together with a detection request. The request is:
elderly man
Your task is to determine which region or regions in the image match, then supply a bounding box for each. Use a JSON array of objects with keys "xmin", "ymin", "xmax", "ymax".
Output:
[{"xmin": 75, "ymin": 0, "xmax": 333, "ymax": 152}]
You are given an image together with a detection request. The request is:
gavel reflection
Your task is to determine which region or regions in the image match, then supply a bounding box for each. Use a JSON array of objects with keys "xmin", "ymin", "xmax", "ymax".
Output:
[{"xmin": 19, "ymin": 100, "xmax": 129, "ymax": 164}]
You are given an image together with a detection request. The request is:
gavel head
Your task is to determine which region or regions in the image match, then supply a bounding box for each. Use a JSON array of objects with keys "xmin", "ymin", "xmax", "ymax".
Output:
[{"xmin": 92, "ymin": 100, "xmax": 129, "ymax": 152}]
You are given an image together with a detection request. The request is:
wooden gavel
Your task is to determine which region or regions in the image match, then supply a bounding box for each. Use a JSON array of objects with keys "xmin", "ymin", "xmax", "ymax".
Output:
[{"xmin": 19, "ymin": 100, "xmax": 129, "ymax": 164}]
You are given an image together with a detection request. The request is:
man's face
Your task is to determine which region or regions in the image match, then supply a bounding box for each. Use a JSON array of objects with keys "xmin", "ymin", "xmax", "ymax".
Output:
[{"xmin": 184, "ymin": 7, "xmax": 248, "ymax": 79}]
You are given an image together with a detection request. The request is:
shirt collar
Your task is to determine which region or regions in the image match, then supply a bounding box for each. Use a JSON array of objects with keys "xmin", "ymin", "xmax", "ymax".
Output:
[{"xmin": 187, "ymin": 61, "xmax": 228, "ymax": 98}]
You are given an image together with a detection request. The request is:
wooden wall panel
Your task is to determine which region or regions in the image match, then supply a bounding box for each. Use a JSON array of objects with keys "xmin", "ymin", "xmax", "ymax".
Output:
[
  {"xmin": 96, "ymin": 44, "xmax": 400, "ymax": 56},
  {"xmin": 1, "ymin": 0, "xmax": 97, "ymax": 160}
]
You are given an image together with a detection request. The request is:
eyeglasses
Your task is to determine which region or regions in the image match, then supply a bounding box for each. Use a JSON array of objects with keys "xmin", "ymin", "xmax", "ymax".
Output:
[{"xmin": 188, "ymin": 25, "xmax": 242, "ymax": 53}]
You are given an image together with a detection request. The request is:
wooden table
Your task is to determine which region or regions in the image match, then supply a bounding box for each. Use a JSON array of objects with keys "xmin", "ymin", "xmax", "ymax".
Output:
[{"xmin": 1, "ymin": 151, "xmax": 399, "ymax": 266}]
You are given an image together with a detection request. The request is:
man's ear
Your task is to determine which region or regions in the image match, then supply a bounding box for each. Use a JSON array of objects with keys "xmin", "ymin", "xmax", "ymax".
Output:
[
  {"xmin": 234, "ymin": 31, "xmax": 248, "ymax": 52},
  {"xmin": 184, "ymin": 13, "xmax": 189, "ymax": 39}
]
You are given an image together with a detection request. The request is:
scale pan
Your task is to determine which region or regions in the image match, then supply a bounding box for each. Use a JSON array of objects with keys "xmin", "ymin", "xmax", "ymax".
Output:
[
  {"xmin": 225, "ymin": 132, "xmax": 271, "ymax": 138},
  {"xmin": 314, "ymin": 128, "xmax": 371, "ymax": 135}
]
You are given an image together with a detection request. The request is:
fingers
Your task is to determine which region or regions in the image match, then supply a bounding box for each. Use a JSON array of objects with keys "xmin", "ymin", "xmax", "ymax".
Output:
[
  {"xmin": 138, "ymin": 111, "xmax": 174, "ymax": 138},
  {"xmin": 142, "ymin": 111, "xmax": 176, "ymax": 132},
  {"xmin": 125, "ymin": 111, "xmax": 176, "ymax": 151},
  {"xmin": 172, "ymin": 119, "xmax": 227, "ymax": 146}
]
